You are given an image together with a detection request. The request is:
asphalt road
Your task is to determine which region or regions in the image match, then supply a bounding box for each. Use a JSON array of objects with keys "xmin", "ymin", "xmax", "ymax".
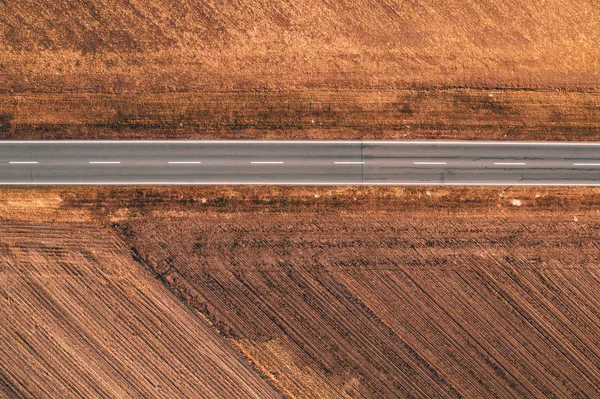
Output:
[{"xmin": 1, "ymin": 140, "xmax": 600, "ymax": 185}]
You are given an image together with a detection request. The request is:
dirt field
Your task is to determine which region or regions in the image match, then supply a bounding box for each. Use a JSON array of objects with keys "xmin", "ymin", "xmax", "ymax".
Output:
[
  {"xmin": 119, "ymin": 211, "xmax": 600, "ymax": 398},
  {"xmin": 103, "ymin": 187, "xmax": 600, "ymax": 398},
  {"xmin": 2, "ymin": 186, "xmax": 599, "ymax": 398},
  {"xmin": 0, "ymin": 190, "xmax": 281, "ymax": 399}
]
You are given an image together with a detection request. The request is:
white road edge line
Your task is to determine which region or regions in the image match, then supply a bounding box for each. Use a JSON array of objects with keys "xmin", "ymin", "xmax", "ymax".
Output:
[
  {"xmin": 250, "ymin": 161, "xmax": 284, "ymax": 164},
  {"xmin": 2, "ymin": 140, "xmax": 600, "ymax": 146},
  {"xmin": 8, "ymin": 161, "xmax": 38, "ymax": 164},
  {"xmin": 573, "ymin": 163, "xmax": 600, "ymax": 166},
  {"xmin": 168, "ymin": 161, "xmax": 202, "ymax": 164},
  {"xmin": 494, "ymin": 162, "xmax": 527, "ymax": 165},
  {"xmin": 1, "ymin": 182, "xmax": 599, "ymax": 186},
  {"xmin": 89, "ymin": 161, "xmax": 121, "ymax": 164},
  {"xmin": 334, "ymin": 161, "xmax": 365, "ymax": 165},
  {"xmin": 414, "ymin": 162, "xmax": 447, "ymax": 165}
]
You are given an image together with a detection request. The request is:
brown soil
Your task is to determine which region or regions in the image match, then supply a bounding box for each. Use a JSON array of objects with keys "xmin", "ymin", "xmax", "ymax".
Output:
[
  {"xmin": 109, "ymin": 188, "xmax": 600, "ymax": 398},
  {"xmin": 2, "ymin": 1, "xmax": 600, "ymax": 91},
  {"xmin": 3, "ymin": 186, "xmax": 595, "ymax": 398},
  {"xmin": 0, "ymin": 190, "xmax": 282, "ymax": 399},
  {"xmin": 2, "ymin": 89, "xmax": 600, "ymax": 141}
]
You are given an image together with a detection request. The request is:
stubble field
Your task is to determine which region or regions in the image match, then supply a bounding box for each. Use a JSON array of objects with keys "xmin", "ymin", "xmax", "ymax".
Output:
[
  {"xmin": 1, "ymin": 0, "xmax": 600, "ymax": 142},
  {"xmin": 2, "ymin": 0, "xmax": 600, "ymax": 92},
  {"xmin": 1, "ymin": 89, "xmax": 600, "ymax": 141}
]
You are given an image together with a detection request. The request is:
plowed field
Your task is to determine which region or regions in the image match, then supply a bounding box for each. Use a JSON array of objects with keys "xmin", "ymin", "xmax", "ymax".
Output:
[
  {"xmin": 3, "ymin": 186, "xmax": 600, "ymax": 397},
  {"xmin": 22, "ymin": 185, "xmax": 594, "ymax": 399},
  {"xmin": 0, "ymin": 191, "xmax": 281, "ymax": 399},
  {"xmin": 118, "ymin": 213, "xmax": 600, "ymax": 398}
]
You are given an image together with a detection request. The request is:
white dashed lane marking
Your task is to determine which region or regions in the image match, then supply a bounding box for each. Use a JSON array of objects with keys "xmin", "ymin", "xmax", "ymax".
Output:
[{"xmin": 493, "ymin": 162, "xmax": 527, "ymax": 166}]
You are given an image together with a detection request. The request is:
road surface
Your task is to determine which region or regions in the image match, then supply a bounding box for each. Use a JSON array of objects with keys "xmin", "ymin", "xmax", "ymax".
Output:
[{"xmin": 0, "ymin": 140, "xmax": 599, "ymax": 185}]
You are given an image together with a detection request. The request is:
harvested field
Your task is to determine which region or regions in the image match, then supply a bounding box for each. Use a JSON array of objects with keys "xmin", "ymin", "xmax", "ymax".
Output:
[
  {"xmin": 3, "ymin": 1, "xmax": 600, "ymax": 141},
  {"xmin": 2, "ymin": 0, "xmax": 600, "ymax": 91},
  {"xmin": 1, "ymin": 89, "xmax": 600, "ymax": 141},
  {"xmin": 0, "ymin": 191, "xmax": 282, "ymax": 399},
  {"xmin": 31, "ymin": 185, "xmax": 598, "ymax": 399}
]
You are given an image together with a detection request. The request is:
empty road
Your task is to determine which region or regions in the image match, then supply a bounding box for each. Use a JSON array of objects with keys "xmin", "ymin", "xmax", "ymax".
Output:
[{"xmin": 0, "ymin": 140, "xmax": 599, "ymax": 185}]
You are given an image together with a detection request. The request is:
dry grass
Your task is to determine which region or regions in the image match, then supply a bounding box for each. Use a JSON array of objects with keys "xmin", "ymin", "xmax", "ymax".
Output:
[
  {"xmin": 1, "ymin": 89, "xmax": 600, "ymax": 140},
  {"xmin": 3, "ymin": 1, "xmax": 600, "ymax": 140},
  {"xmin": 47, "ymin": 185, "xmax": 600, "ymax": 215},
  {"xmin": 2, "ymin": 1, "xmax": 600, "ymax": 91}
]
